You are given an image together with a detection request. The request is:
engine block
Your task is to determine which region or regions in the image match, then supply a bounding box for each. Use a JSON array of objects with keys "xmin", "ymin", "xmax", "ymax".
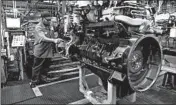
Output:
[
  {"xmin": 78, "ymin": 25, "xmax": 131, "ymax": 73},
  {"xmin": 67, "ymin": 20, "xmax": 162, "ymax": 96},
  {"xmin": 59, "ymin": 2, "xmax": 162, "ymax": 98}
]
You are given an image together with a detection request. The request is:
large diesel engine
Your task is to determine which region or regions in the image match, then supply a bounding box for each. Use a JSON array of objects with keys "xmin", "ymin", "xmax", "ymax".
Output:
[{"xmin": 61, "ymin": 1, "xmax": 162, "ymax": 98}]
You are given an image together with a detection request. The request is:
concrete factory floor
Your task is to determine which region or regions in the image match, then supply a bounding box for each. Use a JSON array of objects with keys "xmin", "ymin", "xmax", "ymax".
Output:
[
  {"xmin": 1, "ymin": 54, "xmax": 176, "ymax": 104},
  {"xmin": 2, "ymin": 73, "xmax": 176, "ymax": 104}
]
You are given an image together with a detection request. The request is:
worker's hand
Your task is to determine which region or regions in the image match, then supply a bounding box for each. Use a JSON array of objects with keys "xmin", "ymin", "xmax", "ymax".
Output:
[{"xmin": 53, "ymin": 38, "xmax": 64, "ymax": 44}]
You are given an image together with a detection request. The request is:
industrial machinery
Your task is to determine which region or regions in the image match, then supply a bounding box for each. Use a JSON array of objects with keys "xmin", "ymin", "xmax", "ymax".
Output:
[{"xmin": 57, "ymin": 1, "xmax": 163, "ymax": 104}]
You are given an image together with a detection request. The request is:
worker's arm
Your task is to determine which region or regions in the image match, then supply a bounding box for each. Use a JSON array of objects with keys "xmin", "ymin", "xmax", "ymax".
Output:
[{"xmin": 36, "ymin": 26, "xmax": 63, "ymax": 44}]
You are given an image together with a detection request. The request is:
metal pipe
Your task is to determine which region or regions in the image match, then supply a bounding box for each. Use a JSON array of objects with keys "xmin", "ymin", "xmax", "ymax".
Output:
[
  {"xmin": 113, "ymin": 6, "xmax": 145, "ymax": 10},
  {"xmin": 62, "ymin": 0, "xmax": 66, "ymax": 17}
]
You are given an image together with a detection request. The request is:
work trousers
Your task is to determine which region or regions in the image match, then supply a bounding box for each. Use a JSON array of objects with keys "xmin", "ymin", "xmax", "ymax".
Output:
[{"xmin": 31, "ymin": 56, "xmax": 51, "ymax": 83}]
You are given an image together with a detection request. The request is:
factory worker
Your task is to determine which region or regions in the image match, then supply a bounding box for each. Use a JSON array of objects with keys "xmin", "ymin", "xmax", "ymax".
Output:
[{"xmin": 30, "ymin": 12, "xmax": 64, "ymax": 88}]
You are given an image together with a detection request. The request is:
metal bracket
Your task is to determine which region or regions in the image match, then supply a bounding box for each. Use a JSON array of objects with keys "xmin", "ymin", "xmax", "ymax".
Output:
[
  {"xmin": 78, "ymin": 65, "xmax": 136, "ymax": 104},
  {"xmin": 78, "ymin": 65, "xmax": 117, "ymax": 104}
]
